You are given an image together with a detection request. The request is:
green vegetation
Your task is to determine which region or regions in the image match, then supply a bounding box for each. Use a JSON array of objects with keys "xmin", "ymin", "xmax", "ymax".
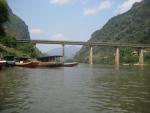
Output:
[
  {"xmin": 0, "ymin": 0, "xmax": 8, "ymax": 36},
  {"xmin": 120, "ymin": 48, "xmax": 138, "ymax": 64},
  {"xmin": 0, "ymin": 35, "xmax": 16, "ymax": 48},
  {"xmin": 0, "ymin": 0, "xmax": 40, "ymax": 58},
  {"xmin": 74, "ymin": 0, "xmax": 150, "ymax": 64},
  {"xmin": 17, "ymin": 42, "xmax": 38, "ymax": 57},
  {"xmin": 145, "ymin": 52, "xmax": 150, "ymax": 64}
]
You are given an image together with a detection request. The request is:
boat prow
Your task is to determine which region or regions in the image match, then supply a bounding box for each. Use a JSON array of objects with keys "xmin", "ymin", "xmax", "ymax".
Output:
[{"xmin": 63, "ymin": 62, "xmax": 78, "ymax": 67}]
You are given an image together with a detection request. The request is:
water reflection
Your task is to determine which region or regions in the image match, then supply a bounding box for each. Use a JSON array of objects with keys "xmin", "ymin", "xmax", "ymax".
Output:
[
  {"xmin": 0, "ymin": 68, "xmax": 30, "ymax": 113},
  {"xmin": 87, "ymin": 65, "xmax": 150, "ymax": 113}
]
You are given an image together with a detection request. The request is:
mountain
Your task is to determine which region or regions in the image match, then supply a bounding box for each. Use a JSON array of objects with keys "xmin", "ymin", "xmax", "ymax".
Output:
[
  {"xmin": 3, "ymin": 7, "xmax": 30, "ymax": 40},
  {"xmin": 0, "ymin": 1, "xmax": 42, "ymax": 57},
  {"xmin": 46, "ymin": 46, "xmax": 80, "ymax": 60},
  {"xmin": 74, "ymin": 0, "xmax": 150, "ymax": 64}
]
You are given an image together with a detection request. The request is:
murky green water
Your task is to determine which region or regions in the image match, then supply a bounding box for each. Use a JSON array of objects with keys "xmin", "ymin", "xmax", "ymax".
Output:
[{"xmin": 0, "ymin": 64, "xmax": 150, "ymax": 113}]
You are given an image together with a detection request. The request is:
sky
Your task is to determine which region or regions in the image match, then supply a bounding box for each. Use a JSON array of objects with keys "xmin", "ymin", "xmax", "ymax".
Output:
[{"xmin": 7, "ymin": 0, "xmax": 143, "ymax": 52}]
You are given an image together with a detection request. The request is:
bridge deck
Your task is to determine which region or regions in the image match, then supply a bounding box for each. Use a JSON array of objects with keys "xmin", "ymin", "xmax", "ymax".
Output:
[{"xmin": 17, "ymin": 40, "xmax": 150, "ymax": 48}]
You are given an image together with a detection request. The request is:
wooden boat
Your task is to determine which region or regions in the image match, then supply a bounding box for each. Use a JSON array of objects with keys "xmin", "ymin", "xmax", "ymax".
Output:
[
  {"xmin": 0, "ymin": 60, "xmax": 6, "ymax": 70},
  {"xmin": 38, "ymin": 62, "xmax": 63, "ymax": 68},
  {"xmin": 63, "ymin": 62, "xmax": 78, "ymax": 67},
  {"xmin": 37, "ymin": 56, "xmax": 63, "ymax": 68},
  {"xmin": 15, "ymin": 61, "xmax": 40, "ymax": 68},
  {"xmin": 15, "ymin": 57, "xmax": 39, "ymax": 68}
]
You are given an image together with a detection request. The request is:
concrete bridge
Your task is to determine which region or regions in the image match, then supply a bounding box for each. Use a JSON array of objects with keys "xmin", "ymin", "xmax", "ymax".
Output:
[{"xmin": 17, "ymin": 39, "xmax": 150, "ymax": 65}]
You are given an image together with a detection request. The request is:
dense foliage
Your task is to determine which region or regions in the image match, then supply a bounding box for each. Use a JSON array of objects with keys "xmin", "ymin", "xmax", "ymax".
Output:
[
  {"xmin": 74, "ymin": 0, "xmax": 150, "ymax": 64},
  {"xmin": 17, "ymin": 43, "xmax": 37, "ymax": 58},
  {"xmin": 0, "ymin": 0, "xmax": 8, "ymax": 36}
]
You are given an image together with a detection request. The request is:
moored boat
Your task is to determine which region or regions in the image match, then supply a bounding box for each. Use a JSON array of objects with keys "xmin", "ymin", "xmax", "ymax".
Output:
[
  {"xmin": 38, "ymin": 62, "xmax": 63, "ymax": 67},
  {"xmin": 37, "ymin": 56, "xmax": 63, "ymax": 68},
  {"xmin": 63, "ymin": 62, "xmax": 78, "ymax": 67},
  {"xmin": 15, "ymin": 57, "xmax": 39, "ymax": 68}
]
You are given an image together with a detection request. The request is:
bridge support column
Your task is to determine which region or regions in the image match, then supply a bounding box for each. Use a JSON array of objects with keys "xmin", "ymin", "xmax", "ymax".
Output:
[
  {"xmin": 115, "ymin": 47, "xmax": 120, "ymax": 66},
  {"xmin": 89, "ymin": 46, "xmax": 93, "ymax": 64},
  {"xmin": 139, "ymin": 48, "xmax": 144, "ymax": 65},
  {"xmin": 61, "ymin": 44, "xmax": 65, "ymax": 64}
]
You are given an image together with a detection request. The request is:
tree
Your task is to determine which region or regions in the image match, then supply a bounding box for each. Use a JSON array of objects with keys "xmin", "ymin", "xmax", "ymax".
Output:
[{"xmin": 0, "ymin": 0, "xmax": 9, "ymax": 36}]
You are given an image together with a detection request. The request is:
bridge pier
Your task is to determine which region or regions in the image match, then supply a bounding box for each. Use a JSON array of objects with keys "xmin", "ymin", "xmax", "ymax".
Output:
[
  {"xmin": 89, "ymin": 46, "xmax": 93, "ymax": 64},
  {"xmin": 115, "ymin": 47, "xmax": 120, "ymax": 65},
  {"xmin": 139, "ymin": 48, "xmax": 144, "ymax": 65},
  {"xmin": 61, "ymin": 44, "xmax": 65, "ymax": 64},
  {"xmin": 16, "ymin": 40, "xmax": 150, "ymax": 66}
]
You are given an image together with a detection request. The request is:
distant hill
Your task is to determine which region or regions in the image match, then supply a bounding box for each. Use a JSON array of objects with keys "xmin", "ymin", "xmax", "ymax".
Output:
[
  {"xmin": 3, "ymin": 7, "xmax": 30, "ymax": 40},
  {"xmin": 74, "ymin": 0, "xmax": 150, "ymax": 64},
  {"xmin": 46, "ymin": 46, "xmax": 80, "ymax": 60}
]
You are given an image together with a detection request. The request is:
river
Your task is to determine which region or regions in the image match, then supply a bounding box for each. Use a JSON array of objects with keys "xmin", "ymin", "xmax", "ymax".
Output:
[{"xmin": 0, "ymin": 64, "xmax": 150, "ymax": 113}]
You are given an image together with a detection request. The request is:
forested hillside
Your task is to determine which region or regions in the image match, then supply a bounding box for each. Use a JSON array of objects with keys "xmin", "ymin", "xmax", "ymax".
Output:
[
  {"xmin": 0, "ymin": 0, "xmax": 41, "ymax": 57},
  {"xmin": 74, "ymin": 0, "xmax": 150, "ymax": 64},
  {"xmin": 3, "ymin": 7, "xmax": 30, "ymax": 40}
]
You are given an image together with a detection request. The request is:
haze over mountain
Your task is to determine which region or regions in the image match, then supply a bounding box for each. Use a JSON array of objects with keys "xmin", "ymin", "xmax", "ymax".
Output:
[{"xmin": 74, "ymin": 0, "xmax": 150, "ymax": 64}]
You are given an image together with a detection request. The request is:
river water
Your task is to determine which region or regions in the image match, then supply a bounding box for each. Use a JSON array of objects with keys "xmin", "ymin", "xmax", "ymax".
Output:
[{"xmin": 0, "ymin": 64, "xmax": 150, "ymax": 113}]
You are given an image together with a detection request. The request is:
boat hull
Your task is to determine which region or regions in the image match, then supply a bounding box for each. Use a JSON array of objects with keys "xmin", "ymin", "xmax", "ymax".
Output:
[
  {"xmin": 38, "ymin": 62, "xmax": 63, "ymax": 68},
  {"xmin": 6, "ymin": 61, "xmax": 15, "ymax": 67},
  {"xmin": 15, "ymin": 61, "xmax": 39, "ymax": 68},
  {"xmin": 63, "ymin": 62, "xmax": 78, "ymax": 67}
]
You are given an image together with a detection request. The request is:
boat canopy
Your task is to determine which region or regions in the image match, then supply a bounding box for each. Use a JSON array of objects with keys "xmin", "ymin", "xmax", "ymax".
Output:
[
  {"xmin": 37, "ymin": 56, "xmax": 62, "ymax": 62},
  {"xmin": 15, "ymin": 57, "xmax": 31, "ymax": 62}
]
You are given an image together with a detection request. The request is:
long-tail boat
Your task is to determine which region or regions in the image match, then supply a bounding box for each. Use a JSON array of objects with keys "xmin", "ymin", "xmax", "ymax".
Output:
[
  {"xmin": 37, "ymin": 56, "xmax": 63, "ymax": 68},
  {"xmin": 63, "ymin": 62, "xmax": 78, "ymax": 67},
  {"xmin": 15, "ymin": 57, "xmax": 39, "ymax": 68}
]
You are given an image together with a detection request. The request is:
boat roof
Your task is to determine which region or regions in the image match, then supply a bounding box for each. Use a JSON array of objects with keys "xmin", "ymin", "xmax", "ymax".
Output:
[{"xmin": 15, "ymin": 57, "xmax": 30, "ymax": 60}]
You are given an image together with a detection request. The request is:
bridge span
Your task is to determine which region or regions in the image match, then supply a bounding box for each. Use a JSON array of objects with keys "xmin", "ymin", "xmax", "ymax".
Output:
[
  {"xmin": 17, "ymin": 39, "xmax": 150, "ymax": 48},
  {"xmin": 17, "ymin": 39, "xmax": 150, "ymax": 65}
]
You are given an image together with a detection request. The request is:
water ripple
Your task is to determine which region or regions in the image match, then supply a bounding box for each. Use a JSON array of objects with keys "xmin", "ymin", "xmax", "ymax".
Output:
[{"xmin": 0, "ymin": 65, "xmax": 150, "ymax": 113}]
